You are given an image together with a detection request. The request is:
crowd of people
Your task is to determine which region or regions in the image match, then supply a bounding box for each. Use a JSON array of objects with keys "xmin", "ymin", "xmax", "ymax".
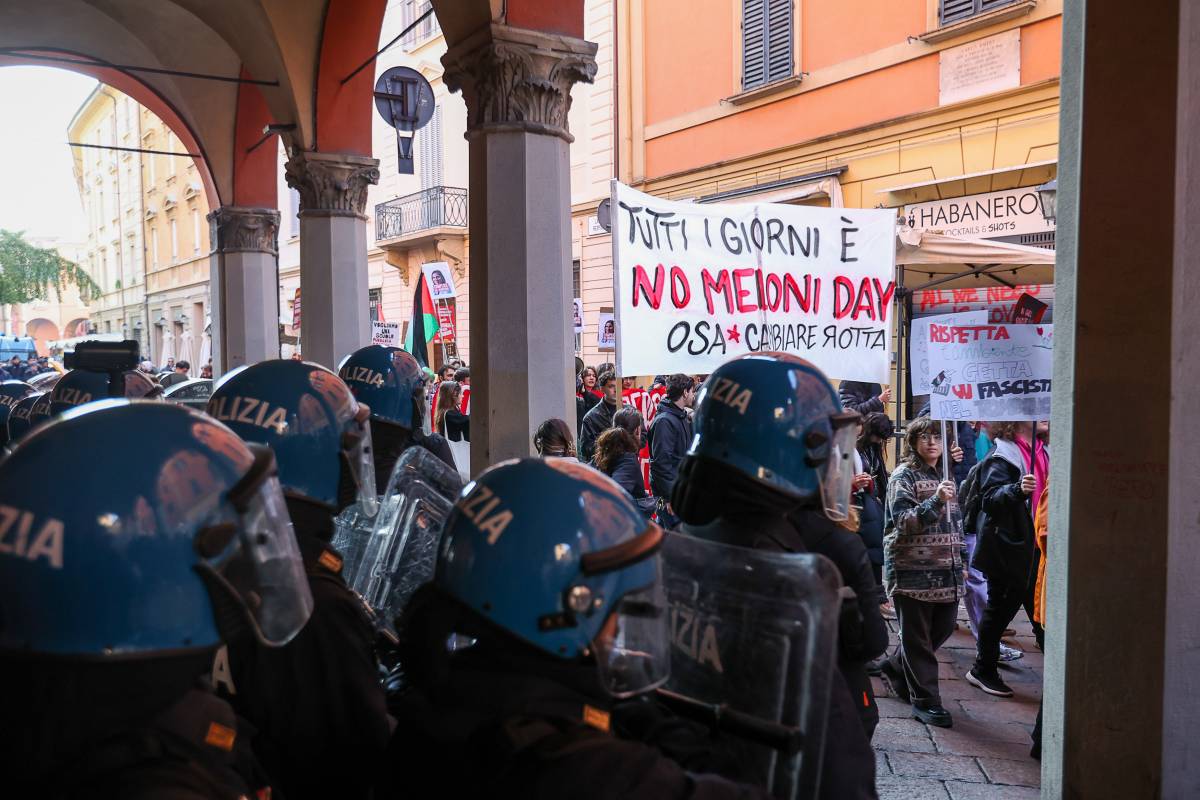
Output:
[{"xmin": 0, "ymin": 346, "xmax": 1050, "ymax": 799}]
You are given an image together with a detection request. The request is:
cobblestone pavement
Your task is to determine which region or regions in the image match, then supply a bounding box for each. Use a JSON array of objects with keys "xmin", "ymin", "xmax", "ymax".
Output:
[{"xmin": 872, "ymin": 605, "xmax": 1043, "ymax": 799}]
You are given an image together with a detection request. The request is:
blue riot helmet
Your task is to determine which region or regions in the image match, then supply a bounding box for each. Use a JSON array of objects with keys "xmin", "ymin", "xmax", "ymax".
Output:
[
  {"xmin": 208, "ymin": 360, "xmax": 378, "ymax": 516},
  {"xmin": 48, "ymin": 368, "xmax": 160, "ymax": 416},
  {"xmin": 338, "ymin": 345, "xmax": 426, "ymax": 429},
  {"xmin": 7, "ymin": 393, "xmax": 41, "ymax": 445},
  {"xmin": 0, "ymin": 381, "xmax": 33, "ymax": 447},
  {"xmin": 0, "ymin": 401, "xmax": 312, "ymax": 656},
  {"xmin": 436, "ymin": 458, "xmax": 669, "ymax": 698},
  {"xmin": 675, "ymin": 353, "xmax": 859, "ymax": 523},
  {"xmin": 26, "ymin": 392, "xmax": 53, "ymax": 432}
]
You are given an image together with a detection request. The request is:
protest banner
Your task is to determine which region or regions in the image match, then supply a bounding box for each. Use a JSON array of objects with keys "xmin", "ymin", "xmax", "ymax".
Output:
[
  {"xmin": 372, "ymin": 321, "xmax": 401, "ymax": 348},
  {"xmin": 422, "ymin": 261, "xmax": 456, "ymax": 300},
  {"xmin": 910, "ymin": 310, "xmax": 987, "ymax": 394},
  {"xmin": 610, "ymin": 181, "xmax": 896, "ymax": 380},
  {"xmin": 433, "ymin": 302, "xmax": 456, "ymax": 342},
  {"xmin": 572, "ymin": 298, "xmax": 585, "ymax": 333},
  {"xmin": 597, "ymin": 310, "xmax": 616, "ymax": 351},
  {"xmin": 926, "ymin": 323, "xmax": 1053, "ymax": 421},
  {"xmin": 913, "ymin": 284, "xmax": 1054, "ymax": 324}
]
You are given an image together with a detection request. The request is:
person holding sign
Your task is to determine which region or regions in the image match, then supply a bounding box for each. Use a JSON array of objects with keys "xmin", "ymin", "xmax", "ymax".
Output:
[
  {"xmin": 880, "ymin": 418, "xmax": 965, "ymax": 728},
  {"xmin": 839, "ymin": 380, "xmax": 892, "ymax": 416},
  {"xmin": 965, "ymin": 422, "xmax": 1040, "ymax": 699}
]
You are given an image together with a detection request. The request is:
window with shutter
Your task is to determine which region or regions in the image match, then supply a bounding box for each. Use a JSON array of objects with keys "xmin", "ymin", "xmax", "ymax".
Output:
[
  {"xmin": 742, "ymin": 0, "xmax": 793, "ymax": 91},
  {"xmin": 939, "ymin": 0, "xmax": 1018, "ymax": 26}
]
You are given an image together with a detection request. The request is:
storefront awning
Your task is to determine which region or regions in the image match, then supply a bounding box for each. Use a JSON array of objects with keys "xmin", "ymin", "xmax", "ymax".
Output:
[
  {"xmin": 877, "ymin": 159, "xmax": 1057, "ymax": 195},
  {"xmin": 895, "ymin": 228, "xmax": 1056, "ymax": 266}
]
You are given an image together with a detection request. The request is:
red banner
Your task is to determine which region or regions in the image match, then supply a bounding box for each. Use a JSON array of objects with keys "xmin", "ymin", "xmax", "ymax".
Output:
[{"xmin": 433, "ymin": 301, "xmax": 456, "ymax": 342}]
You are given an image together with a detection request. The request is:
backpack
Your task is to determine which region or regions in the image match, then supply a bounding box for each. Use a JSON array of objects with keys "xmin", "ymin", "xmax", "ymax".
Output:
[{"xmin": 958, "ymin": 456, "xmax": 989, "ymax": 535}]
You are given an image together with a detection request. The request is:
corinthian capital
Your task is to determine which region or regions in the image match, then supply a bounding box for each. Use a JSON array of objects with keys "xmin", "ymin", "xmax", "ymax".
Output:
[
  {"xmin": 442, "ymin": 24, "xmax": 598, "ymax": 141},
  {"xmin": 209, "ymin": 206, "xmax": 280, "ymax": 254},
  {"xmin": 285, "ymin": 151, "xmax": 381, "ymax": 219}
]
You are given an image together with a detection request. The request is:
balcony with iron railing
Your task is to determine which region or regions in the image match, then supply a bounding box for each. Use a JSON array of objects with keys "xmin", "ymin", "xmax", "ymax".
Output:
[{"xmin": 374, "ymin": 186, "xmax": 468, "ymax": 247}]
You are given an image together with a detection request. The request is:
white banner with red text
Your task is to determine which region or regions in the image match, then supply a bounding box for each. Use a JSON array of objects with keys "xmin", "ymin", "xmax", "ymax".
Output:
[
  {"xmin": 926, "ymin": 322, "xmax": 1053, "ymax": 421},
  {"xmin": 611, "ymin": 182, "xmax": 897, "ymax": 381}
]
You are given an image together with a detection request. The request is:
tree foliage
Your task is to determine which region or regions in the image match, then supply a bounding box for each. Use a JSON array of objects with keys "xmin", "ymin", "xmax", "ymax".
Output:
[{"xmin": 0, "ymin": 229, "xmax": 100, "ymax": 306}]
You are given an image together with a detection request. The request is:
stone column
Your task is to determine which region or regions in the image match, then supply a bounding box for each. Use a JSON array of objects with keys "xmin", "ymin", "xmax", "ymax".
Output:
[
  {"xmin": 443, "ymin": 24, "xmax": 597, "ymax": 474},
  {"xmin": 209, "ymin": 206, "xmax": 281, "ymax": 374},
  {"xmin": 1045, "ymin": 0, "xmax": 1183, "ymax": 795},
  {"xmin": 285, "ymin": 151, "xmax": 380, "ymax": 368}
]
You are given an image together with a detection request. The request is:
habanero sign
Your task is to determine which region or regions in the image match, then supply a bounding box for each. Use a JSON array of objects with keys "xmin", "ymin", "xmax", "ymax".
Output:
[{"xmin": 903, "ymin": 187, "xmax": 1054, "ymax": 241}]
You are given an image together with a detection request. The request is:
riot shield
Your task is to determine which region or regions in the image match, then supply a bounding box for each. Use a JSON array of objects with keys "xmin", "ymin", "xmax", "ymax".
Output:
[
  {"xmin": 330, "ymin": 502, "xmax": 377, "ymax": 590},
  {"xmin": 355, "ymin": 446, "xmax": 464, "ymax": 630},
  {"xmin": 660, "ymin": 532, "xmax": 842, "ymax": 800}
]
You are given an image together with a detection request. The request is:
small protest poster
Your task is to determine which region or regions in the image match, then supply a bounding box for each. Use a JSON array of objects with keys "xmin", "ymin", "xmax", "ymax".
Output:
[
  {"xmin": 597, "ymin": 310, "xmax": 616, "ymax": 351},
  {"xmin": 372, "ymin": 321, "xmax": 401, "ymax": 348},
  {"xmin": 421, "ymin": 261, "xmax": 456, "ymax": 300},
  {"xmin": 610, "ymin": 181, "xmax": 896, "ymax": 380},
  {"xmin": 572, "ymin": 298, "xmax": 585, "ymax": 333},
  {"xmin": 910, "ymin": 311, "xmax": 987, "ymax": 394},
  {"xmin": 926, "ymin": 323, "xmax": 1053, "ymax": 421}
]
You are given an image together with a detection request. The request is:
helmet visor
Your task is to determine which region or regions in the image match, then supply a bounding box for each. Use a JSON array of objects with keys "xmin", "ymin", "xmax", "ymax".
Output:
[
  {"xmin": 343, "ymin": 404, "xmax": 379, "ymax": 517},
  {"xmin": 819, "ymin": 419, "xmax": 859, "ymax": 523},
  {"xmin": 198, "ymin": 455, "xmax": 314, "ymax": 646},
  {"xmin": 592, "ymin": 561, "xmax": 671, "ymax": 699}
]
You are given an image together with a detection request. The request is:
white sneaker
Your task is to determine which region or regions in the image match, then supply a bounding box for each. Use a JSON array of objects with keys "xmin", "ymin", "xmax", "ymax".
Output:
[{"xmin": 998, "ymin": 643, "xmax": 1024, "ymax": 662}]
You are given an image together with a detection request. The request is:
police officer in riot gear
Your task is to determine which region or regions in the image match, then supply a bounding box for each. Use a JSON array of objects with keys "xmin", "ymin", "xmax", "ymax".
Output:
[
  {"xmin": 0, "ymin": 379, "xmax": 33, "ymax": 447},
  {"xmin": 48, "ymin": 367, "xmax": 161, "ymax": 416},
  {"xmin": 339, "ymin": 344, "xmax": 454, "ymax": 490},
  {"xmin": 671, "ymin": 353, "xmax": 887, "ymax": 799},
  {"xmin": 0, "ymin": 400, "xmax": 312, "ymax": 798},
  {"xmin": 207, "ymin": 359, "xmax": 389, "ymax": 800},
  {"xmin": 6, "ymin": 391, "xmax": 43, "ymax": 445},
  {"xmin": 378, "ymin": 458, "xmax": 769, "ymax": 799}
]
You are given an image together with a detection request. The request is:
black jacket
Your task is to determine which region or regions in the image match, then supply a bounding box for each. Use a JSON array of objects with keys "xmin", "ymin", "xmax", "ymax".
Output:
[
  {"xmin": 579, "ymin": 400, "xmax": 620, "ymax": 463},
  {"xmin": 838, "ymin": 381, "xmax": 884, "ymax": 415},
  {"xmin": 608, "ymin": 451, "xmax": 648, "ymax": 501},
  {"xmin": 221, "ymin": 522, "xmax": 390, "ymax": 800},
  {"xmin": 682, "ymin": 513, "xmax": 880, "ymax": 799},
  {"xmin": 370, "ymin": 416, "xmax": 455, "ymax": 493},
  {"xmin": 647, "ymin": 400, "xmax": 691, "ymax": 499},
  {"xmin": 380, "ymin": 643, "xmax": 768, "ymax": 799},
  {"xmin": 441, "ymin": 409, "xmax": 470, "ymax": 442},
  {"xmin": 971, "ymin": 448, "xmax": 1035, "ymax": 586}
]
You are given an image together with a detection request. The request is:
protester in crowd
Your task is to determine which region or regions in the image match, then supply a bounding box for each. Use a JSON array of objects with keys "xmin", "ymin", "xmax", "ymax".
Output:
[
  {"xmin": 533, "ymin": 417, "xmax": 576, "ymax": 458},
  {"xmin": 454, "ymin": 367, "xmax": 471, "ymax": 413},
  {"xmin": 622, "ymin": 375, "xmax": 652, "ymax": 419},
  {"xmin": 839, "ymin": 380, "xmax": 892, "ymax": 415},
  {"xmin": 200, "ymin": 362, "xmax": 213, "ymax": 379},
  {"xmin": 434, "ymin": 380, "xmax": 469, "ymax": 443},
  {"xmin": 856, "ymin": 412, "xmax": 893, "ymax": 614},
  {"xmin": 647, "ymin": 373, "xmax": 695, "ymax": 529},
  {"xmin": 593, "ymin": 407, "xmax": 654, "ymax": 518},
  {"xmin": 965, "ymin": 421, "xmax": 1039, "ymax": 698},
  {"xmin": 578, "ymin": 370, "xmax": 623, "ymax": 463},
  {"xmin": 159, "ymin": 360, "xmax": 191, "ymax": 388},
  {"xmin": 881, "ymin": 417, "xmax": 965, "ymax": 728},
  {"xmin": 1031, "ymin": 480, "xmax": 1050, "ymax": 760}
]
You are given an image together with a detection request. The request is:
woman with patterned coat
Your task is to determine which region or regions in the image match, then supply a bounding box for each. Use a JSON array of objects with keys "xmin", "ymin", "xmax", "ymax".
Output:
[{"xmin": 879, "ymin": 417, "xmax": 965, "ymax": 729}]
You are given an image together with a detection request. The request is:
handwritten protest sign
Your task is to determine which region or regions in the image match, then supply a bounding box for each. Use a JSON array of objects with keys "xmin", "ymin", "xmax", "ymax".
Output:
[
  {"xmin": 910, "ymin": 311, "xmax": 987, "ymax": 394},
  {"xmin": 926, "ymin": 323, "xmax": 1053, "ymax": 421},
  {"xmin": 913, "ymin": 284, "xmax": 1054, "ymax": 324},
  {"xmin": 372, "ymin": 321, "xmax": 401, "ymax": 348},
  {"xmin": 611, "ymin": 182, "xmax": 896, "ymax": 381}
]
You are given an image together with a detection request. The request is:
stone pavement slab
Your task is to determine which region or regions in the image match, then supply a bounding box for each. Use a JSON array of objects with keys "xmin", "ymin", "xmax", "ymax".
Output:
[{"xmin": 871, "ymin": 601, "xmax": 1043, "ymax": 797}]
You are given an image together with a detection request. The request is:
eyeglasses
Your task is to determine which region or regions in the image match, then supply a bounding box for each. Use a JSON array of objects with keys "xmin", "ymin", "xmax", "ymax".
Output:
[{"xmin": 916, "ymin": 434, "xmax": 943, "ymax": 444}]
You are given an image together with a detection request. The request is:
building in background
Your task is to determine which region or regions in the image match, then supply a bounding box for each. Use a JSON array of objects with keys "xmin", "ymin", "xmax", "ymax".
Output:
[
  {"xmin": 68, "ymin": 86, "xmax": 212, "ymax": 372},
  {"xmin": 141, "ymin": 109, "xmax": 211, "ymax": 372},
  {"xmin": 277, "ymin": 0, "xmax": 617, "ymax": 368},
  {"xmin": 68, "ymin": 85, "xmax": 147, "ymax": 351},
  {"xmin": 15, "ymin": 235, "xmax": 91, "ymax": 356}
]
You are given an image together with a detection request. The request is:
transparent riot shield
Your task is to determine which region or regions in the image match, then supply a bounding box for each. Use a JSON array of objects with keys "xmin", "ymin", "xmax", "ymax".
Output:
[
  {"xmin": 660, "ymin": 532, "xmax": 842, "ymax": 800},
  {"xmin": 330, "ymin": 502, "xmax": 377, "ymax": 590},
  {"xmin": 355, "ymin": 446, "xmax": 464, "ymax": 631}
]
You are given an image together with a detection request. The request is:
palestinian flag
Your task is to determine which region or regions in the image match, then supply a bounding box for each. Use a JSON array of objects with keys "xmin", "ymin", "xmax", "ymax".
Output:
[{"xmin": 404, "ymin": 270, "xmax": 439, "ymax": 367}]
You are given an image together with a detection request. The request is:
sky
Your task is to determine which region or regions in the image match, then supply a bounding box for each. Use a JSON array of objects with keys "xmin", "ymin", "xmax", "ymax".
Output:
[{"xmin": 0, "ymin": 67, "xmax": 98, "ymax": 243}]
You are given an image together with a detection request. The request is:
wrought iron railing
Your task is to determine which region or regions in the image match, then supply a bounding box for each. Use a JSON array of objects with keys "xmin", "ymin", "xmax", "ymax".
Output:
[{"xmin": 375, "ymin": 186, "xmax": 468, "ymax": 241}]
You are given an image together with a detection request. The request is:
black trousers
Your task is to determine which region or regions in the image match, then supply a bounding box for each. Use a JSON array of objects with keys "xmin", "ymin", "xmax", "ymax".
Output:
[
  {"xmin": 975, "ymin": 575, "xmax": 1030, "ymax": 672},
  {"xmin": 888, "ymin": 595, "xmax": 958, "ymax": 706}
]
